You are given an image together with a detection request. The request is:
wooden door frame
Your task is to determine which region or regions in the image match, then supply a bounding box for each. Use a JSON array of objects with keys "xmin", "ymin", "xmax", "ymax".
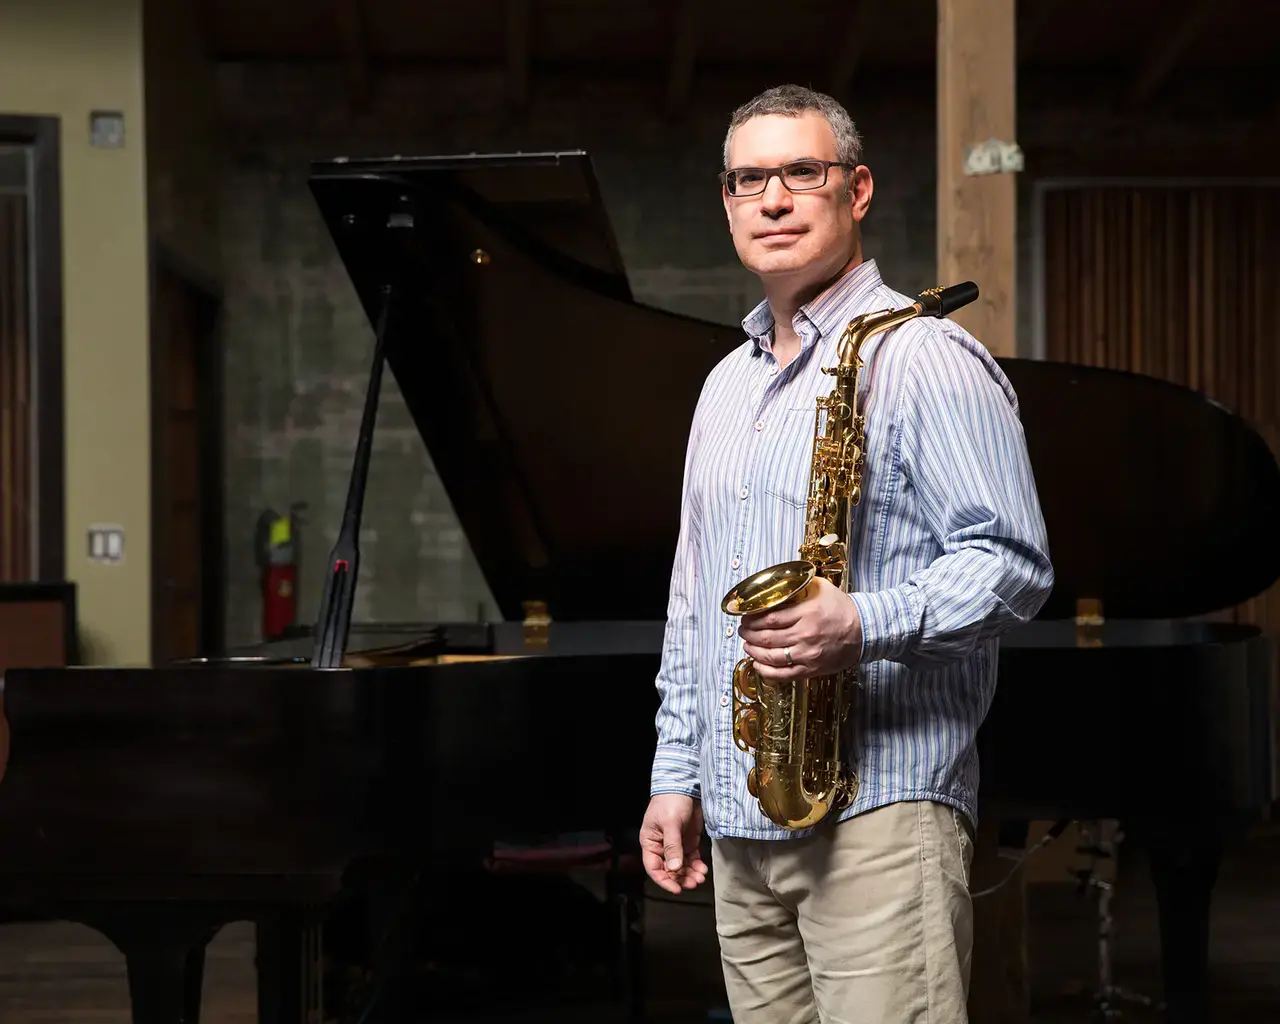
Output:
[
  {"xmin": 0, "ymin": 115, "xmax": 64, "ymax": 582},
  {"xmin": 148, "ymin": 244, "xmax": 225, "ymax": 663},
  {"xmin": 1029, "ymin": 176, "xmax": 1280, "ymax": 361}
]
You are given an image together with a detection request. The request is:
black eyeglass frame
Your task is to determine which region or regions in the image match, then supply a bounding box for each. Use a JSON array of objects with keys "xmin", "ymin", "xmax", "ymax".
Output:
[{"xmin": 718, "ymin": 159, "xmax": 851, "ymax": 197}]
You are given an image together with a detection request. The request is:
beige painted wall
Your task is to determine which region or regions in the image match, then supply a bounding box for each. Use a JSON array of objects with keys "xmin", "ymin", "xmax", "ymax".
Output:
[{"xmin": 0, "ymin": 0, "xmax": 151, "ymax": 664}]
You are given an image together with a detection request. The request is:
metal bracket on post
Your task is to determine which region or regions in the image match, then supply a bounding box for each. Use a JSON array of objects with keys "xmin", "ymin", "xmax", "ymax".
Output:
[{"xmin": 963, "ymin": 138, "xmax": 1024, "ymax": 176}]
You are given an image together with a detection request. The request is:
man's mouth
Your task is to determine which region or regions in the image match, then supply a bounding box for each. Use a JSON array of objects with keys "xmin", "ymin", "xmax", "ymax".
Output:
[{"xmin": 755, "ymin": 228, "xmax": 806, "ymax": 239}]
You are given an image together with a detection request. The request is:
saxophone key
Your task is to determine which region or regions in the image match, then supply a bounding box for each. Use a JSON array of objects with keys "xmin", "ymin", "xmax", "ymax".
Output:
[
  {"xmin": 733, "ymin": 704, "xmax": 761, "ymax": 750},
  {"xmin": 732, "ymin": 656, "xmax": 761, "ymax": 700}
]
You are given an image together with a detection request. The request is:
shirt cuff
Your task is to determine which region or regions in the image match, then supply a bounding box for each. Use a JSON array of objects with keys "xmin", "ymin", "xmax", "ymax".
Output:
[
  {"xmin": 650, "ymin": 743, "xmax": 701, "ymax": 799},
  {"xmin": 849, "ymin": 587, "xmax": 919, "ymax": 665}
]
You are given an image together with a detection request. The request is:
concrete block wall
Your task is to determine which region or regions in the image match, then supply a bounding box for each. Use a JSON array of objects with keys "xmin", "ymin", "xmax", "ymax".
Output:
[
  {"xmin": 215, "ymin": 66, "xmax": 941, "ymax": 646},
  {"xmin": 213, "ymin": 63, "xmax": 1267, "ymax": 647}
]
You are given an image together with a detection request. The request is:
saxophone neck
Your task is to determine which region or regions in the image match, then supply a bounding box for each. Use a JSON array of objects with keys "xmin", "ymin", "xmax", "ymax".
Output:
[
  {"xmin": 833, "ymin": 280, "xmax": 981, "ymax": 370},
  {"xmin": 834, "ymin": 305, "xmax": 921, "ymax": 370}
]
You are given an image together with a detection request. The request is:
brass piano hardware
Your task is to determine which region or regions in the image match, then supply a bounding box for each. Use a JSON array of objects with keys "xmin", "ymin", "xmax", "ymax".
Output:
[
  {"xmin": 522, "ymin": 600, "xmax": 551, "ymax": 649},
  {"xmin": 721, "ymin": 281, "xmax": 980, "ymax": 831},
  {"xmin": 1075, "ymin": 597, "xmax": 1104, "ymax": 648}
]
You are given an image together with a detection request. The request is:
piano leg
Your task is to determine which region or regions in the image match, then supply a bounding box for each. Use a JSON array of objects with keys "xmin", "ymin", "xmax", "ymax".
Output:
[
  {"xmin": 79, "ymin": 906, "xmax": 222, "ymax": 1024},
  {"xmin": 125, "ymin": 945, "xmax": 208, "ymax": 1024},
  {"xmin": 362, "ymin": 865, "xmax": 422, "ymax": 1019},
  {"xmin": 606, "ymin": 857, "xmax": 646, "ymax": 1024},
  {"xmin": 1136, "ymin": 818, "xmax": 1230, "ymax": 1024}
]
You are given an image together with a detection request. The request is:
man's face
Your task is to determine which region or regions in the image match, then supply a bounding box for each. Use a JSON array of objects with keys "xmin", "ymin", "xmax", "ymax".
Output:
[{"xmin": 722, "ymin": 111, "xmax": 872, "ymax": 285}]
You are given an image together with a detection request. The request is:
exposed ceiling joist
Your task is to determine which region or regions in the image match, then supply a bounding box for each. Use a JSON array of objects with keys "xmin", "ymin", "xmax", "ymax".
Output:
[
  {"xmin": 332, "ymin": 0, "xmax": 368, "ymax": 109},
  {"xmin": 664, "ymin": 0, "xmax": 703, "ymax": 118},
  {"xmin": 1127, "ymin": 0, "xmax": 1218, "ymax": 106},
  {"xmin": 506, "ymin": 0, "xmax": 531, "ymax": 112},
  {"xmin": 1016, "ymin": 0, "xmax": 1060, "ymax": 61},
  {"xmin": 828, "ymin": 0, "xmax": 878, "ymax": 99}
]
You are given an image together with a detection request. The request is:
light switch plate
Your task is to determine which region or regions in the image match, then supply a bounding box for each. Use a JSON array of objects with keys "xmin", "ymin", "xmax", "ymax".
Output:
[
  {"xmin": 88, "ymin": 524, "xmax": 125, "ymax": 563},
  {"xmin": 89, "ymin": 110, "xmax": 125, "ymax": 149}
]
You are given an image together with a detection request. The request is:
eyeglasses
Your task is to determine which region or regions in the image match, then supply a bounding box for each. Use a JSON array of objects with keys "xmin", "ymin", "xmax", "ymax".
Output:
[{"xmin": 718, "ymin": 159, "xmax": 848, "ymax": 197}]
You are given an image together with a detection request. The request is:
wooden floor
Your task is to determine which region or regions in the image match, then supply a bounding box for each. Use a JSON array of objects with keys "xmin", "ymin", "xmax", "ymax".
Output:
[{"xmin": 0, "ymin": 829, "xmax": 1274, "ymax": 1023}]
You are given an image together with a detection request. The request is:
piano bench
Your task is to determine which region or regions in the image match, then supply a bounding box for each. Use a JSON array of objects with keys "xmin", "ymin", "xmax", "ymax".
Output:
[
  {"xmin": 482, "ymin": 840, "xmax": 641, "ymax": 875},
  {"xmin": 481, "ymin": 837, "xmax": 646, "ymax": 1023}
]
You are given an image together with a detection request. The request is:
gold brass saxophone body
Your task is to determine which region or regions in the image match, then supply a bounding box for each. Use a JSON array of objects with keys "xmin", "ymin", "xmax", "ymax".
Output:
[{"xmin": 720, "ymin": 281, "xmax": 980, "ymax": 831}]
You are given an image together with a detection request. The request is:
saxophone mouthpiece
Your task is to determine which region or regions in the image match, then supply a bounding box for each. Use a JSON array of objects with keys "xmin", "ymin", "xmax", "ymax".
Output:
[{"xmin": 918, "ymin": 281, "xmax": 979, "ymax": 318}]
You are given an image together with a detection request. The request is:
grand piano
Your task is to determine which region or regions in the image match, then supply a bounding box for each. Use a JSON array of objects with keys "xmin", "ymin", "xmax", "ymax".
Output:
[{"xmin": 0, "ymin": 150, "xmax": 1276, "ymax": 1024}]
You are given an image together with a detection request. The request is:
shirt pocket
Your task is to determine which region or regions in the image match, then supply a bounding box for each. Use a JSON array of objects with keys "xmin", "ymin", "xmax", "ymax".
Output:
[
  {"xmin": 763, "ymin": 477, "xmax": 809, "ymax": 511},
  {"xmin": 761, "ymin": 406, "xmax": 819, "ymax": 512}
]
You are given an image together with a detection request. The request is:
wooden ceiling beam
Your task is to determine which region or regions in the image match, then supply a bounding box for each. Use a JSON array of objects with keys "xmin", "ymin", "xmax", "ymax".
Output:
[
  {"xmin": 664, "ymin": 0, "xmax": 703, "ymax": 118},
  {"xmin": 332, "ymin": 0, "xmax": 369, "ymax": 110},
  {"xmin": 828, "ymin": 0, "xmax": 878, "ymax": 99},
  {"xmin": 1127, "ymin": 0, "xmax": 1218, "ymax": 107},
  {"xmin": 506, "ymin": 0, "xmax": 531, "ymax": 113}
]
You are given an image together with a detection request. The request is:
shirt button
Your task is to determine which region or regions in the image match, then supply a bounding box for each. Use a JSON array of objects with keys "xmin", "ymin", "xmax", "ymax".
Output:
[
  {"xmin": 755, "ymin": 419, "xmax": 764, "ymax": 431},
  {"xmin": 739, "ymin": 485, "xmax": 749, "ymax": 499},
  {"xmin": 770, "ymin": 366, "xmax": 779, "ymax": 376},
  {"xmin": 724, "ymin": 625, "xmax": 734, "ymax": 637},
  {"xmin": 720, "ymin": 694, "xmax": 730, "ymax": 707},
  {"xmin": 732, "ymin": 556, "xmax": 740, "ymax": 569}
]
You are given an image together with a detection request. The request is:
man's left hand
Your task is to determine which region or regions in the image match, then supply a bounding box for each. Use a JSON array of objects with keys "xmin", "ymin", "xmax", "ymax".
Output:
[{"xmin": 739, "ymin": 577, "xmax": 863, "ymax": 680}]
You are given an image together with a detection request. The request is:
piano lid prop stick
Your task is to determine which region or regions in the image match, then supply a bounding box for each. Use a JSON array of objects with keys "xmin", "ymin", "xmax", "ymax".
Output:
[{"xmin": 311, "ymin": 284, "xmax": 395, "ymax": 669}]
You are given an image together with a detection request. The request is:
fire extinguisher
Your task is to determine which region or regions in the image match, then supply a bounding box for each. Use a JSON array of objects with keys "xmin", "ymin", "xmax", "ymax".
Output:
[{"xmin": 255, "ymin": 502, "xmax": 307, "ymax": 642}]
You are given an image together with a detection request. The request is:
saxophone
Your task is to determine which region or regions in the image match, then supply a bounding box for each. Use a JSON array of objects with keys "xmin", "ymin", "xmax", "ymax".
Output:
[{"xmin": 721, "ymin": 281, "xmax": 980, "ymax": 830}]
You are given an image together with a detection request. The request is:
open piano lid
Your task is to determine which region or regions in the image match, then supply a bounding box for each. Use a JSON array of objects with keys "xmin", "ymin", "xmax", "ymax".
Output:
[
  {"xmin": 308, "ymin": 150, "xmax": 1280, "ymax": 625},
  {"xmin": 308, "ymin": 151, "xmax": 743, "ymax": 623}
]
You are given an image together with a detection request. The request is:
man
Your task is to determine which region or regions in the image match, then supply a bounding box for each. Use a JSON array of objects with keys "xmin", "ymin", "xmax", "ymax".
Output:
[{"xmin": 639, "ymin": 84, "xmax": 1054, "ymax": 1023}]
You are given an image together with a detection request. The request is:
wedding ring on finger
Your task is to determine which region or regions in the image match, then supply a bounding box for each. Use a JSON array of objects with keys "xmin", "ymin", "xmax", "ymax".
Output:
[{"xmin": 784, "ymin": 647, "xmax": 793, "ymax": 666}]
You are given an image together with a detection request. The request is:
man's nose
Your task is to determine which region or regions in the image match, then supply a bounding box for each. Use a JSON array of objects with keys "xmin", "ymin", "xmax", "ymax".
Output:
[{"xmin": 760, "ymin": 175, "xmax": 794, "ymax": 215}]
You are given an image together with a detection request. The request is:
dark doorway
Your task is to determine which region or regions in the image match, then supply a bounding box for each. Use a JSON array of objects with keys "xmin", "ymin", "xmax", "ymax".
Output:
[
  {"xmin": 0, "ymin": 115, "xmax": 64, "ymax": 584},
  {"xmin": 149, "ymin": 251, "xmax": 224, "ymax": 664}
]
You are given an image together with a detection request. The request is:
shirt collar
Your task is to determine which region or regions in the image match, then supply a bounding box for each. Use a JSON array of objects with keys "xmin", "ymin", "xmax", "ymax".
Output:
[{"xmin": 742, "ymin": 258, "xmax": 884, "ymax": 357}]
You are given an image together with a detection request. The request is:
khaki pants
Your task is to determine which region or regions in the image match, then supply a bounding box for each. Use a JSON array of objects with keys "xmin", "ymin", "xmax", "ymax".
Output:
[{"xmin": 710, "ymin": 800, "xmax": 974, "ymax": 1024}]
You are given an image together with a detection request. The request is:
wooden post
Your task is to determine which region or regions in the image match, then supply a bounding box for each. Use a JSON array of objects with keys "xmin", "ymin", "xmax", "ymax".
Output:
[
  {"xmin": 937, "ymin": 0, "xmax": 1018, "ymax": 359},
  {"xmin": 937, "ymin": 1, "xmax": 1027, "ymax": 1021}
]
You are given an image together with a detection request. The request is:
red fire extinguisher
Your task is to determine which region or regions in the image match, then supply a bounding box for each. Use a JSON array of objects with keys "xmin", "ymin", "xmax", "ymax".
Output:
[{"xmin": 255, "ymin": 503, "xmax": 306, "ymax": 641}]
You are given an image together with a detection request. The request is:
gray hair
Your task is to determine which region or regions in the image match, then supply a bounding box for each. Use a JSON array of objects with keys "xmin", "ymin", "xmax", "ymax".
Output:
[{"xmin": 722, "ymin": 84, "xmax": 864, "ymax": 170}]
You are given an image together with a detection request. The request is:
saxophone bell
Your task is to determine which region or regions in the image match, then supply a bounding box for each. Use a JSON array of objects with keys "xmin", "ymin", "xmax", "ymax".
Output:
[{"xmin": 722, "ymin": 560, "xmax": 816, "ymax": 616}]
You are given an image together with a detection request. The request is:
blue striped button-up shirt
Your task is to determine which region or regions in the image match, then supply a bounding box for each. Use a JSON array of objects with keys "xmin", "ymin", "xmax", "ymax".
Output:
[{"xmin": 650, "ymin": 259, "xmax": 1054, "ymax": 841}]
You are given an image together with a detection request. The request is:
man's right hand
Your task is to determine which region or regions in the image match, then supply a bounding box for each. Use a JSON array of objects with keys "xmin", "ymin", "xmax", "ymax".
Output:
[{"xmin": 639, "ymin": 793, "xmax": 708, "ymax": 894}]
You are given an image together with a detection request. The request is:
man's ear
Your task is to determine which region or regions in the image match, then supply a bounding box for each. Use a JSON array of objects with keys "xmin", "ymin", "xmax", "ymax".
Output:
[{"xmin": 850, "ymin": 166, "xmax": 874, "ymax": 222}]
